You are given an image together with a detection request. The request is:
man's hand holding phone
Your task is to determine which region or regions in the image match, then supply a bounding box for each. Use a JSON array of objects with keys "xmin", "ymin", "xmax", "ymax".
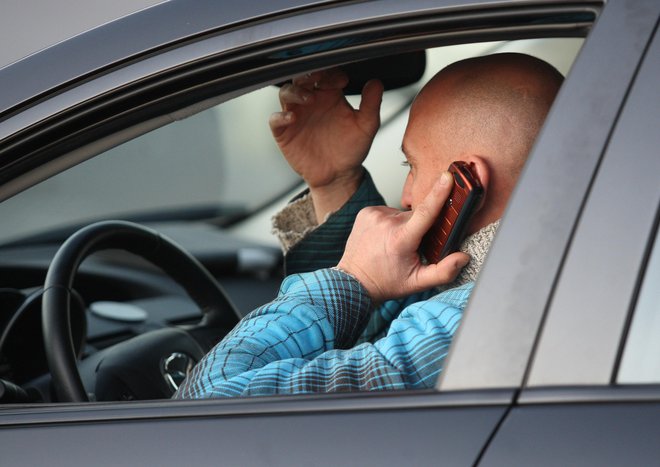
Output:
[{"xmin": 337, "ymin": 172, "xmax": 470, "ymax": 303}]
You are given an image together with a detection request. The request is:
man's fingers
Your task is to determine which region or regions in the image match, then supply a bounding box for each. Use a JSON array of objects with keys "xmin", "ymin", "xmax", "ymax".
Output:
[
  {"xmin": 292, "ymin": 71, "xmax": 322, "ymax": 87},
  {"xmin": 279, "ymin": 83, "xmax": 314, "ymax": 110},
  {"xmin": 403, "ymin": 172, "xmax": 454, "ymax": 243},
  {"xmin": 312, "ymin": 68, "xmax": 349, "ymax": 90},
  {"xmin": 414, "ymin": 252, "xmax": 470, "ymax": 290},
  {"xmin": 269, "ymin": 111, "xmax": 294, "ymax": 138},
  {"xmin": 292, "ymin": 68, "xmax": 349, "ymax": 91}
]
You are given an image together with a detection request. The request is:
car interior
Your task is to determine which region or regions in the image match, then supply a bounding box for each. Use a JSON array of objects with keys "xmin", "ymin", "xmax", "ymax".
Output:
[{"xmin": 0, "ymin": 33, "xmax": 585, "ymax": 404}]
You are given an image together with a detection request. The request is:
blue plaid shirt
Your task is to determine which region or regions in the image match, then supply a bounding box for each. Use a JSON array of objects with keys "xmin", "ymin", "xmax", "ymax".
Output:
[
  {"xmin": 174, "ymin": 171, "xmax": 474, "ymax": 398},
  {"xmin": 174, "ymin": 269, "xmax": 472, "ymax": 398}
]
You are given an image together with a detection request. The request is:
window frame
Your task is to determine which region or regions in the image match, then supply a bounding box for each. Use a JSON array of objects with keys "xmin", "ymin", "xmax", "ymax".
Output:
[
  {"xmin": 523, "ymin": 15, "xmax": 660, "ymax": 390},
  {"xmin": 0, "ymin": 0, "xmax": 631, "ymax": 420},
  {"xmin": 439, "ymin": 0, "xmax": 660, "ymax": 391}
]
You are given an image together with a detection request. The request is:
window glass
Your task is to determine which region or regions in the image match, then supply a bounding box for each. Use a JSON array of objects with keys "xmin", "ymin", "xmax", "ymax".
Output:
[
  {"xmin": 0, "ymin": 36, "xmax": 586, "ymax": 404},
  {"xmin": 0, "ymin": 77, "xmax": 415, "ymax": 246},
  {"xmin": 0, "ymin": 38, "xmax": 582, "ymax": 247},
  {"xmin": 0, "ymin": 87, "xmax": 297, "ymax": 244},
  {"xmin": 618, "ymin": 222, "xmax": 660, "ymax": 383}
]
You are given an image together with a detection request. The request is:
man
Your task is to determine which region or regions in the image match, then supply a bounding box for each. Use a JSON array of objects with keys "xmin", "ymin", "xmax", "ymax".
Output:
[{"xmin": 174, "ymin": 53, "xmax": 563, "ymax": 398}]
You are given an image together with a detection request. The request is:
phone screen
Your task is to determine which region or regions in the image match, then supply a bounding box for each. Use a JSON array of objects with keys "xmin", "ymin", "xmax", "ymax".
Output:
[{"xmin": 420, "ymin": 161, "xmax": 484, "ymax": 263}]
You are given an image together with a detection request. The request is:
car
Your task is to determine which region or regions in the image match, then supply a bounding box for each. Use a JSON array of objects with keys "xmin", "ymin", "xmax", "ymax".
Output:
[{"xmin": 0, "ymin": 0, "xmax": 659, "ymax": 465}]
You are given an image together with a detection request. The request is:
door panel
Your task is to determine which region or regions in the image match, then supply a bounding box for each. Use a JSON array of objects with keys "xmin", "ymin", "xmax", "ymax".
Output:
[
  {"xmin": 439, "ymin": 0, "xmax": 657, "ymax": 391},
  {"xmin": 1, "ymin": 400, "xmax": 507, "ymax": 466},
  {"xmin": 527, "ymin": 7, "xmax": 660, "ymax": 387},
  {"xmin": 480, "ymin": 400, "xmax": 660, "ymax": 466}
]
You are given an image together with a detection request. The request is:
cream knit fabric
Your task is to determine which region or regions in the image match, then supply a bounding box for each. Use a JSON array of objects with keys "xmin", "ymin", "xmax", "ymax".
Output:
[
  {"xmin": 271, "ymin": 193, "xmax": 318, "ymax": 253},
  {"xmin": 450, "ymin": 219, "xmax": 500, "ymax": 287}
]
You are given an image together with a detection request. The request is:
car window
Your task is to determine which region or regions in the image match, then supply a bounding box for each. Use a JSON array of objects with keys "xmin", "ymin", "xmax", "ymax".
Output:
[
  {"xmin": 618, "ymin": 220, "xmax": 660, "ymax": 384},
  {"xmin": 0, "ymin": 87, "xmax": 298, "ymax": 245},
  {"xmin": 0, "ymin": 38, "xmax": 582, "ymax": 248},
  {"xmin": 0, "ymin": 74, "xmax": 415, "ymax": 246},
  {"xmin": 0, "ymin": 36, "xmax": 585, "ymax": 404},
  {"xmin": 232, "ymin": 38, "xmax": 583, "ymax": 244}
]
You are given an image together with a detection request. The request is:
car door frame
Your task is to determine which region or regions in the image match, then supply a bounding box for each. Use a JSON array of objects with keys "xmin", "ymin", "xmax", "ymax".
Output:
[
  {"xmin": 479, "ymin": 15, "xmax": 660, "ymax": 465},
  {"xmin": 1, "ymin": 0, "xmax": 654, "ymax": 465}
]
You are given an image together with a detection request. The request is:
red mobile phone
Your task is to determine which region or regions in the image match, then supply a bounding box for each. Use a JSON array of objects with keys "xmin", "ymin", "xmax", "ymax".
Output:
[{"xmin": 421, "ymin": 161, "xmax": 484, "ymax": 263}]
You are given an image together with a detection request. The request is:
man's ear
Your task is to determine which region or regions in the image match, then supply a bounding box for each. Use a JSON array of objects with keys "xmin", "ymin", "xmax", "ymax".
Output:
[{"xmin": 464, "ymin": 154, "xmax": 489, "ymax": 212}]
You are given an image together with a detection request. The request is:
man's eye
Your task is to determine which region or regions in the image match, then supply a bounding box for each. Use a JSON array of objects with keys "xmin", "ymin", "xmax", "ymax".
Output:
[{"xmin": 401, "ymin": 160, "xmax": 411, "ymax": 168}]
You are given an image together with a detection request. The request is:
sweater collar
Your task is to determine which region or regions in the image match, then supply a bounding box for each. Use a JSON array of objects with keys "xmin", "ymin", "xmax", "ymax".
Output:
[{"xmin": 438, "ymin": 219, "xmax": 500, "ymax": 290}]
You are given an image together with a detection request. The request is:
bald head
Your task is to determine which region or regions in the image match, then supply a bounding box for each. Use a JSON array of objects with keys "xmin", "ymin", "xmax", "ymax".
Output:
[
  {"xmin": 416, "ymin": 53, "xmax": 562, "ymax": 175},
  {"xmin": 401, "ymin": 53, "xmax": 563, "ymax": 231}
]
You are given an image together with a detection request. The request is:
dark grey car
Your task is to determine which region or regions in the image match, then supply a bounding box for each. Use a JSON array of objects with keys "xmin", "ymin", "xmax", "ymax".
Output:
[{"xmin": 0, "ymin": 0, "xmax": 659, "ymax": 465}]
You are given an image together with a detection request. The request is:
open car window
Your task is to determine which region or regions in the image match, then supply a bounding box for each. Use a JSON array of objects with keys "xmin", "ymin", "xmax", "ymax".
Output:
[
  {"xmin": 0, "ymin": 39, "xmax": 582, "ymax": 249},
  {"xmin": 0, "ymin": 35, "xmax": 586, "ymax": 405}
]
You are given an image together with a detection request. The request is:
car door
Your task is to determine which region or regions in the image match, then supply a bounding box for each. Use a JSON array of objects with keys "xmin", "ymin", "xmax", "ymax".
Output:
[
  {"xmin": 479, "ymin": 10, "xmax": 660, "ymax": 467},
  {"xmin": 0, "ymin": 1, "xmax": 654, "ymax": 466}
]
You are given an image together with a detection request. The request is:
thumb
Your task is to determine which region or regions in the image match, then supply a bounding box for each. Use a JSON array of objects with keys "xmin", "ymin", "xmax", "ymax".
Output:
[{"xmin": 357, "ymin": 79, "xmax": 384, "ymax": 131}]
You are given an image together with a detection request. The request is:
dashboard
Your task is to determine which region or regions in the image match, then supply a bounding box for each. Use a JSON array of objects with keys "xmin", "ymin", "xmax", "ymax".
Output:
[{"xmin": 0, "ymin": 222, "xmax": 283, "ymax": 401}]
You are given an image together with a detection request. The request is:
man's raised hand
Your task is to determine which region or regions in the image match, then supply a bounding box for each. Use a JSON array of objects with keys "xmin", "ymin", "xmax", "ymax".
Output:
[{"xmin": 269, "ymin": 69, "xmax": 383, "ymax": 221}]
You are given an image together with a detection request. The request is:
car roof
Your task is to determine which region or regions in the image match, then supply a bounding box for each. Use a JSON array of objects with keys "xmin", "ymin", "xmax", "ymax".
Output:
[
  {"xmin": 0, "ymin": 0, "xmax": 165, "ymax": 68},
  {"xmin": 0, "ymin": 0, "xmax": 346, "ymax": 117}
]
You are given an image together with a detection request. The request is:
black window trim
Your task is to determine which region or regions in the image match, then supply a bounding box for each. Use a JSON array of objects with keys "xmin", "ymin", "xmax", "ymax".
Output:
[{"xmin": 0, "ymin": 2, "xmax": 596, "ymax": 196}]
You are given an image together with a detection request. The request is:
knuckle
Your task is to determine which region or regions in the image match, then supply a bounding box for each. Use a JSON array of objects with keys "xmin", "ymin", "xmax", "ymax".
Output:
[
  {"xmin": 357, "ymin": 207, "xmax": 376, "ymax": 220},
  {"xmin": 414, "ymin": 203, "xmax": 433, "ymax": 221},
  {"xmin": 438, "ymin": 269, "xmax": 453, "ymax": 283},
  {"xmin": 357, "ymin": 206, "xmax": 390, "ymax": 225},
  {"xmin": 285, "ymin": 84, "xmax": 303, "ymax": 97},
  {"xmin": 437, "ymin": 262, "xmax": 458, "ymax": 282},
  {"xmin": 355, "ymin": 208, "xmax": 370, "ymax": 223},
  {"xmin": 280, "ymin": 83, "xmax": 292, "ymax": 95},
  {"xmin": 292, "ymin": 73, "xmax": 311, "ymax": 85},
  {"xmin": 269, "ymin": 111, "xmax": 289, "ymax": 126}
]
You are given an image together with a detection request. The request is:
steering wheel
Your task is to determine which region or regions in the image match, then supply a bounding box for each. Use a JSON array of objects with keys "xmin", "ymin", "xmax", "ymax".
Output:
[{"xmin": 42, "ymin": 220, "xmax": 241, "ymax": 402}]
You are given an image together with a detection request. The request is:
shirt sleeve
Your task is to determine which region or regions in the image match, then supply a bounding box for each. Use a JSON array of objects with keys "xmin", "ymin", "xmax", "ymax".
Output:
[
  {"xmin": 173, "ymin": 269, "xmax": 473, "ymax": 399},
  {"xmin": 275, "ymin": 170, "xmax": 386, "ymax": 275},
  {"xmin": 355, "ymin": 289, "xmax": 438, "ymax": 344}
]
